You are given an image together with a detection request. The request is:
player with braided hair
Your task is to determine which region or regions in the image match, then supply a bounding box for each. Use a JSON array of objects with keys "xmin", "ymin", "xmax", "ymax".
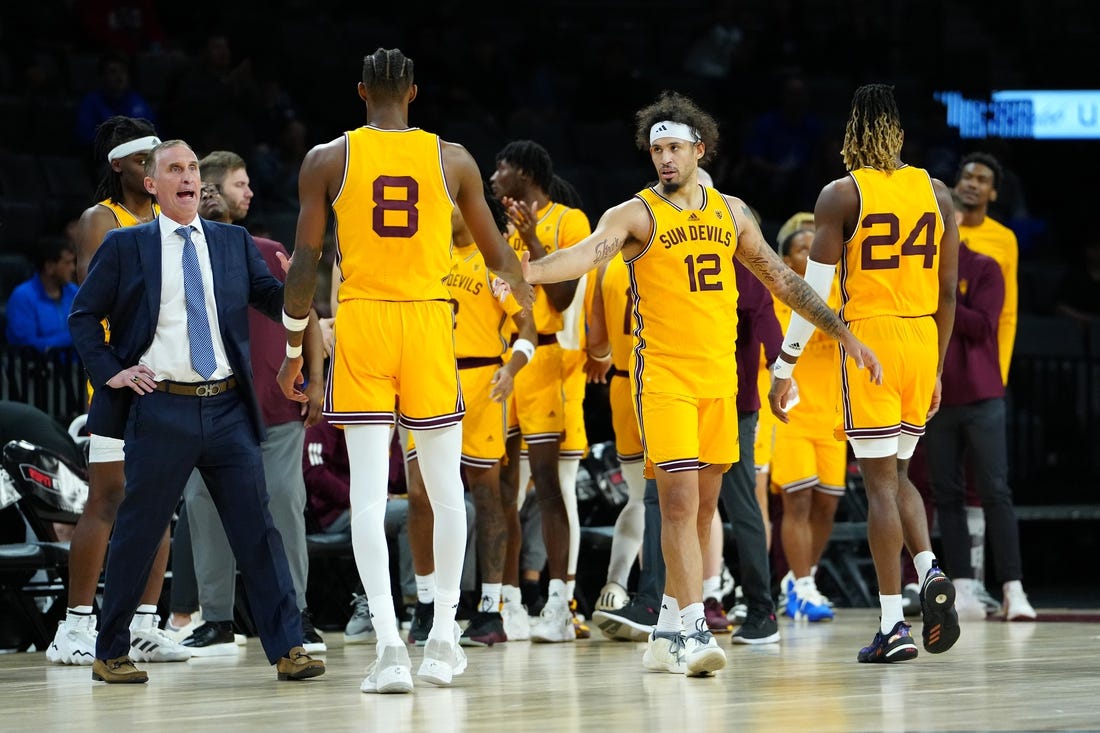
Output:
[
  {"xmin": 770, "ymin": 83, "xmax": 962, "ymax": 663},
  {"xmin": 282, "ymin": 47, "xmax": 532, "ymax": 694}
]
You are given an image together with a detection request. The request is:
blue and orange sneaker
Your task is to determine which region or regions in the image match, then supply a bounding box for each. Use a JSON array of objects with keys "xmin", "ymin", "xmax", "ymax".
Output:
[
  {"xmin": 920, "ymin": 562, "xmax": 961, "ymax": 654},
  {"xmin": 857, "ymin": 620, "xmax": 918, "ymax": 663}
]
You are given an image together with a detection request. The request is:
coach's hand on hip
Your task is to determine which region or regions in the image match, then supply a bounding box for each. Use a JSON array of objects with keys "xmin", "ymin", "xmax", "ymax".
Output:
[{"xmin": 108, "ymin": 365, "xmax": 157, "ymax": 394}]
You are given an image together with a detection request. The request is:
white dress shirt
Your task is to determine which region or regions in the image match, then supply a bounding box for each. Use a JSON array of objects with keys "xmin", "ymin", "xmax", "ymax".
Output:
[{"xmin": 140, "ymin": 215, "xmax": 233, "ymax": 382}]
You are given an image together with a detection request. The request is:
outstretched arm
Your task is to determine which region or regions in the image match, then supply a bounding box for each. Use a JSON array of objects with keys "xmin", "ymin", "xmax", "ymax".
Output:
[
  {"xmin": 446, "ymin": 144, "xmax": 534, "ymax": 310},
  {"xmin": 731, "ymin": 194, "xmax": 860, "ymax": 346},
  {"xmin": 524, "ymin": 200, "xmax": 643, "ymax": 285},
  {"xmin": 504, "ymin": 197, "xmax": 579, "ymax": 312},
  {"xmin": 727, "ymin": 190, "xmax": 880, "ymax": 422}
]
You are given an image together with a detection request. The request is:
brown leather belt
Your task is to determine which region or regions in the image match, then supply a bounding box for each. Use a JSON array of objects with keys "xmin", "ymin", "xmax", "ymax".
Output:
[
  {"xmin": 509, "ymin": 333, "xmax": 558, "ymax": 347},
  {"xmin": 457, "ymin": 356, "xmax": 503, "ymax": 370},
  {"xmin": 154, "ymin": 377, "xmax": 238, "ymax": 397}
]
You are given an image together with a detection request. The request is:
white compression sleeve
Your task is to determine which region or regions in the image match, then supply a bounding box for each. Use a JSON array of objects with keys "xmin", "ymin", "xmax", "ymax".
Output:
[
  {"xmin": 606, "ymin": 460, "xmax": 646, "ymax": 588},
  {"xmin": 559, "ymin": 458, "xmax": 581, "ymax": 580},
  {"xmin": 779, "ymin": 259, "xmax": 838, "ymax": 364}
]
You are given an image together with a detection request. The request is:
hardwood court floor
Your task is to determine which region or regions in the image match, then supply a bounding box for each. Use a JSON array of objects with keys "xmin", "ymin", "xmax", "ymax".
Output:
[{"xmin": 2, "ymin": 610, "xmax": 1098, "ymax": 733}]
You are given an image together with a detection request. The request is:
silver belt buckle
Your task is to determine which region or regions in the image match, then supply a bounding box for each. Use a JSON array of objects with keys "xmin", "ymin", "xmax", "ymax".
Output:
[{"xmin": 196, "ymin": 383, "xmax": 221, "ymax": 397}]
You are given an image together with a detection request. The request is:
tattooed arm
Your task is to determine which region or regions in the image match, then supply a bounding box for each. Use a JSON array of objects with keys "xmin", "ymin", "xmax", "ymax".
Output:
[
  {"xmin": 523, "ymin": 198, "xmax": 649, "ymax": 285},
  {"xmin": 726, "ymin": 192, "xmax": 882, "ymax": 422},
  {"xmin": 728, "ymin": 196, "xmax": 847, "ymax": 340}
]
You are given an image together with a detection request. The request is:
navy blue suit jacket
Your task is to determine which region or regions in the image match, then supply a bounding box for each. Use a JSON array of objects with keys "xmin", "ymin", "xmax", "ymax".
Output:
[{"xmin": 69, "ymin": 217, "xmax": 284, "ymax": 442}]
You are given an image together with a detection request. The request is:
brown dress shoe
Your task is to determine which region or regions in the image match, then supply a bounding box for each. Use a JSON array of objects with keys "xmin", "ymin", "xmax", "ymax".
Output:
[
  {"xmin": 92, "ymin": 656, "xmax": 149, "ymax": 684},
  {"xmin": 276, "ymin": 645, "xmax": 325, "ymax": 681}
]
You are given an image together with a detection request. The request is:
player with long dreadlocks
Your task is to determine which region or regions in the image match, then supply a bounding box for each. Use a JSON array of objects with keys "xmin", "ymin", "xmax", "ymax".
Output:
[{"xmin": 769, "ymin": 83, "xmax": 962, "ymax": 663}]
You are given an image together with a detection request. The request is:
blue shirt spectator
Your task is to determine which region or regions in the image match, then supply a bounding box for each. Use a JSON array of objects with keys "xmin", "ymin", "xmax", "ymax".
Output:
[
  {"xmin": 5, "ymin": 239, "xmax": 78, "ymax": 351},
  {"xmin": 75, "ymin": 53, "xmax": 157, "ymax": 146}
]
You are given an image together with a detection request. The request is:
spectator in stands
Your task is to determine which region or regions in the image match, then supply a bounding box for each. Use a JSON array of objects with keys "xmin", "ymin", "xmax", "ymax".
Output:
[
  {"xmin": 736, "ymin": 74, "xmax": 826, "ymax": 218},
  {"xmin": 76, "ymin": 0, "xmax": 165, "ymax": 57},
  {"xmin": 164, "ymin": 32, "xmax": 263, "ymax": 157},
  {"xmin": 1055, "ymin": 239, "xmax": 1100, "ymax": 323},
  {"xmin": 4, "ymin": 237, "xmax": 77, "ymax": 352},
  {"xmin": 924, "ymin": 241, "xmax": 1036, "ymax": 621},
  {"xmin": 75, "ymin": 53, "xmax": 157, "ymax": 147}
]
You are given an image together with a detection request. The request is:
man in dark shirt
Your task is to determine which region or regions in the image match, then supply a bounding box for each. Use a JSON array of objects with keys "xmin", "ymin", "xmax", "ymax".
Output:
[{"xmin": 923, "ymin": 243, "xmax": 1036, "ymax": 621}]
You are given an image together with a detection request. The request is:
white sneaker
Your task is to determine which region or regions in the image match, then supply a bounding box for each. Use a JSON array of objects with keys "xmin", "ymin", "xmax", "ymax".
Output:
[
  {"xmin": 417, "ymin": 622, "xmax": 468, "ymax": 687},
  {"xmin": 361, "ymin": 643, "xmax": 414, "ymax": 694},
  {"xmin": 164, "ymin": 610, "xmax": 203, "ymax": 642},
  {"xmin": 594, "ymin": 582, "xmax": 629, "ymax": 612},
  {"xmin": 975, "ymin": 582, "xmax": 1003, "ymax": 615},
  {"xmin": 129, "ymin": 613, "xmax": 191, "ymax": 662},
  {"xmin": 718, "ymin": 562, "xmax": 736, "ymax": 600},
  {"xmin": 954, "ymin": 579, "xmax": 988, "ymax": 621},
  {"xmin": 642, "ymin": 630, "xmax": 686, "ymax": 674},
  {"xmin": 1002, "ymin": 581, "xmax": 1037, "ymax": 621},
  {"xmin": 501, "ymin": 600, "xmax": 530, "ymax": 641},
  {"xmin": 778, "ymin": 570, "xmax": 795, "ymax": 615},
  {"xmin": 46, "ymin": 613, "xmax": 96, "ymax": 665},
  {"xmin": 726, "ymin": 585, "xmax": 747, "ymax": 624},
  {"xmin": 684, "ymin": 628, "xmax": 726, "ymax": 677},
  {"xmin": 530, "ymin": 597, "xmax": 575, "ymax": 643}
]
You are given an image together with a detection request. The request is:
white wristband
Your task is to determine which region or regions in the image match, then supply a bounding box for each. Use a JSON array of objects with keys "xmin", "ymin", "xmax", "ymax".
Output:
[
  {"xmin": 282, "ymin": 310, "xmax": 309, "ymax": 332},
  {"xmin": 286, "ymin": 342, "xmax": 303, "ymax": 359},
  {"xmin": 772, "ymin": 358, "xmax": 795, "ymax": 380},
  {"xmin": 512, "ymin": 338, "xmax": 535, "ymax": 362}
]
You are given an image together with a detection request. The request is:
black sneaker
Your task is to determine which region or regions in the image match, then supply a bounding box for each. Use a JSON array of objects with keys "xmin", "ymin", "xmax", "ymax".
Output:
[
  {"xmin": 181, "ymin": 621, "xmax": 237, "ymax": 657},
  {"xmin": 407, "ymin": 601, "xmax": 433, "ymax": 646},
  {"xmin": 459, "ymin": 611, "xmax": 507, "ymax": 647},
  {"xmin": 521, "ymin": 581, "xmax": 546, "ymax": 616},
  {"xmin": 920, "ymin": 562, "xmax": 960, "ymax": 654},
  {"xmin": 857, "ymin": 620, "xmax": 918, "ymax": 663},
  {"xmin": 731, "ymin": 611, "xmax": 780, "ymax": 645},
  {"xmin": 592, "ymin": 596, "xmax": 657, "ymax": 642},
  {"xmin": 902, "ymin": 583, "xmax": 922, "ymax": 617},
  {"xmin": 300, "ymin": 608, "xmax": 327, "ymax": 653}
]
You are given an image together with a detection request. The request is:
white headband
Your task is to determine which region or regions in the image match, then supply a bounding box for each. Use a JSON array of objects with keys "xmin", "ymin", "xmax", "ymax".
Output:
[
  {"xmin": 649, "ymin": 121, "xmax": 699, "ymax": 145},
  {"xmin": 107, "ymin": 136, "xmax": 161, "ymax": 163}
]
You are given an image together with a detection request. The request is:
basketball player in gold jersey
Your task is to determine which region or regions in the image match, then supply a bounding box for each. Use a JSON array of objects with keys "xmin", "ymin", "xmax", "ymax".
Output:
[
  {"xmin": 491, "ymin": 142, "xmax": 592, "ymax": 643},
  {"xmin": 584, "ymin": 254, "xmax": 648, "ymax": 614},
  {"xmin": 403, "ymin": 186, "xmax": 535, "ymax": 647},
  {"xmin": 771, "ymin": 228, "xmax": 845, "ymax": 623},
  {"xmin": 281, "ymin": 48, "xmax": 532, "ymax": 694},
  {"xmin": 48, "ymin": 117, "xmax": 190, "ymax": 667},
  {"xmin": 520, "ymin": 91, "xmax": 880, "ymax": 677},
  {"xmin": 770, "ymin": 84, "xmax": 961, "ymax": 664}
]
